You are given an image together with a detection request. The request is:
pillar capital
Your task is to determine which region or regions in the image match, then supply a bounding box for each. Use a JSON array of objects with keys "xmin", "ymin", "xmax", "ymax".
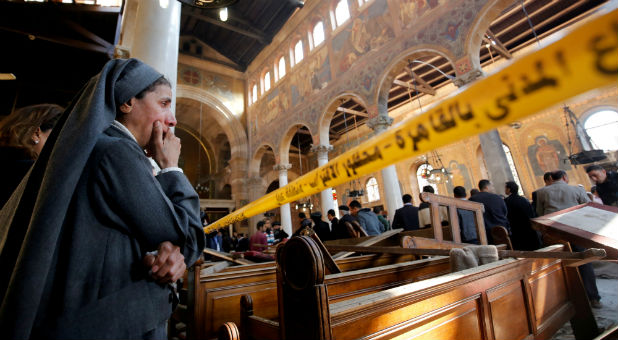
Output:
[
  {"xmin": 367, "ymin": 115, "xmax": 394, "ymax": 133},
  {"xmin": 453, "ymin": 69, "xmax": 484, "ymax": 87},
  {"xmin": 273, "ymin": 163, "xmax": 292, "ymax": 172},
  {"xmin": 310, "ymin": 144, "xmax": 333, "ymax": 155}
]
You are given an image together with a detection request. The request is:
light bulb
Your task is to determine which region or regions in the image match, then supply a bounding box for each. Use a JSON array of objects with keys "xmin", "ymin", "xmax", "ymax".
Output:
[{"xmin": 220, "ymin": 7, "xmax": 228, "ymax": 22}]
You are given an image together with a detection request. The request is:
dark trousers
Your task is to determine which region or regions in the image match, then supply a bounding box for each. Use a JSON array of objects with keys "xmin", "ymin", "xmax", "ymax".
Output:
[
  {"xmin": 143, "ymin": 321, "xmax": 168, "ymax": 340},
  {"xmin": 573, "ymin": 245, "xmax": 601, "ymax": 301}
]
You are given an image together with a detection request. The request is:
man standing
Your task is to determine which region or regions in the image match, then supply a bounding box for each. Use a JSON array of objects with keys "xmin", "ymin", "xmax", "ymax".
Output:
[
  {"xmin": 586, "ymin": 165, "xmax": 618, "ymax": 206},
  {"xmin": 349, "ymin": 200, "xmax": 382, "ymax": 235},
  {"xmin": 536, "ymin": 170, "xmax": 589, "ymax": 216},
  {"xmin": 327, "ymin": 209, "xmax": 339, "ymax": 233},
  {"xmin": 504, "ymin": 181, "xmax": 540, "ymax": 250},
  {"xmin": 532, "ymin": 171, "xmax": 553, "ymax": 214},
  {"xmin": 334, "ymin": 205, "xmax": 356, "ymax": 239},
  {"xmin": 536, "ymin": 170, "xmax": 600, "ymax": 308},
  {"xmin": 250, "ymin": 221, "xmax": 268, "ymax": 251},
  {"xmin": 416, "ymin": 186, "xmax": 448, "ymax": 229},
  {"xmin": 393, "ymin": 194, "xmax": 420, "ymax": 230},
  {"xmin": 469, "ymin": 179, "xmax": 509, "ymax": 243},
  {"xmin": 453, "ymin": 186, "xmax": 478, "ymax": 244},
  {"xmin": 0, "ymin": 59, "xmax": 205, "ymax": 339}
]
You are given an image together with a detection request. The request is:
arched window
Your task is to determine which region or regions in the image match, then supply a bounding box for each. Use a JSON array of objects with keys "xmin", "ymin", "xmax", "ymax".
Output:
[
  {"xmin": 311, "ymin": 21, "xmax": 325, "ymax": 49},
  {"xmin": 357, "ymin": 0, "xmax": 369, "ymax": 7},
  {"xmin": 263, "ymin": 71, "xmax": 271, "ymax": 93},
  {"xmin": 334, "ymin": 0, "xmax": 350, "ymax": 28},
  {"xmin": 584, "ymin": 109, "xmax": 618, "ymax": 151},
  {"xmin": 416, "ymin": 163, "xmax": 438, "ymax": 194},
  {"xmin": 502, "ymin": 144, "xmax": 524, "ymax": 194},
  {"xmin": 366, "ymin": 177, "xmax": 380, "ymax": 202},
  {"xmin": 276, "ymin": 57, "xmax": 286, "ymax": 81},
  {"xmin": 251, "ymin": 84, "xmax": 257, "ymax": 104},
  {"xmin": 292, "ymin": 40, "xmax": 304, "ymax": 66}
]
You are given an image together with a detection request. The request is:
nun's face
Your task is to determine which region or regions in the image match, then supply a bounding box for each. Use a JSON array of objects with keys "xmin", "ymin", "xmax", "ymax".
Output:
[{"xmin": 121, "ymin": 84, "xmax": 176, "ymax": 147}]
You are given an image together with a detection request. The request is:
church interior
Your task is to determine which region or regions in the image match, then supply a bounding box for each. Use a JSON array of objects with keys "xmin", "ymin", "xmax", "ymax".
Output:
[{"xmin": 1, "ymin": 0, "xmax": 617, "ymax": 339}]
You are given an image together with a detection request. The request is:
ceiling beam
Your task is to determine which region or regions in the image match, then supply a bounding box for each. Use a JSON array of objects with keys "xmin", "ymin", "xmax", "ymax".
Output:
[
  {"xmin": 336, "ymin": 107, "xmax": 368, "ymax": 117},
  {"xmin": 63, "ymin": 20, "xmax": 113, "ymax": 52},
  {"xmin": 404, "ymin": 67, "xmax": 436, "ymax": 96},
  {"xmin": 484, "ymin": 29, "xmax": 512, "ymax": 59},
  {"xmin": 186, "ymin": 11, "xmax": 267, "ymax": 44},
  {"xmin": 0, "ymin": 25, "xmax": 111, "ymax": 55}
]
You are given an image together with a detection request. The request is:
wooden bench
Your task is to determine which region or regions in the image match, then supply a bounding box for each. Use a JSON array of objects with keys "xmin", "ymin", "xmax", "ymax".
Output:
[
  {"xmin": 237, "ymin": 254, "xmax": 452, "ymax": 340},
  {"xmin": 271, "ymin": 236, "xmax": 598, "ymax": 340},
  {"xmin": 187, "ymin": 249, "xmax": 419, "ymax": 339},
  {"xmin": 418, "ymin": 192, "xmax": 488, "ymax": 244}
]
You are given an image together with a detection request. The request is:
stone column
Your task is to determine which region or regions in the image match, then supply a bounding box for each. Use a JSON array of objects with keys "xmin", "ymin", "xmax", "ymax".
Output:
[
  {"xmin": 478, "ymin": 131, "xmax": 513, "ymax": 196},
  {"xmin": 246, "ymin": 176, "xmax": 264, "ymax": 236},
  {"xmin": 229, "ymin": 157, "xmax": 249, "ymax": 232},
  {"xmin": 367, "ymin": 116, "xmax": 402, "ymax": 223},
  {"xmin": 116, "ymin": 0, "xmax": 181, "ymax": 112},
  {"xmin": 274, "ymin": 163, "xmax": 293, "ymax": 236},
  {"xmin": 454, "ymin": 67, "xmax": 512, "ymax": 196},
  {"xmin": 311, "ymin": 144, "xmax": 335, "ymax": 219}
]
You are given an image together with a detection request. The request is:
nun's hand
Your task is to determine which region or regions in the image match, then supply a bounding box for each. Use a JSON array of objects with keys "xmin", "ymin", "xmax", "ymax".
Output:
[
  {"xmin": 148, "ymin": 121, "xmax": 181, "ymax": 169},
  {"xmin": 143, "ymin": 241, "xmax": 186, "ymax": 284}
]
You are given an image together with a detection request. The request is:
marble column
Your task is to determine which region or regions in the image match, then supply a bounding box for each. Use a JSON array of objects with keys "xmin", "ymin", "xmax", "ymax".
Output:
[
  {"xmin": 274, "ymin": 163, "xmax": 293, "ymax": 236},
  {"xmin": 311, "ymin": 144, "xmax": 335, "ymax": 219},
  {"xmin": 478, "ymin": 131, "xmax": 513, "ymax": 196},
  {"xmin": 116, "ymin": 0, "xmax": 181, "ymax": 112},
  {"xmin": 367, "ymin": 116, "xmax": 402, "ymax": 223}
]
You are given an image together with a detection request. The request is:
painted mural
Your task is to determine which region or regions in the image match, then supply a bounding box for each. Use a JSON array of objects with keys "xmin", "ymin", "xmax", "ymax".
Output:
[
  {"xmin": 289, "ymin": 46, "xmax": 330, "ymax": 107},
  {"xmin": 178, "ymin": 65, "xmax": 243, "ymax": 116},
  {"xmin": 527, "ymin": 135, "xmax": 572, "ymax": 176},
  {"xmin": 445, "ymin": 159, "xmax": 472, "ymax": 193},
  {"xmin": 331, "ymin": 0, "xmax": 395, "ymax": 77},
  {"xmin": 400, "ymin": 0, "xmax": 443, "ymax": 28}
]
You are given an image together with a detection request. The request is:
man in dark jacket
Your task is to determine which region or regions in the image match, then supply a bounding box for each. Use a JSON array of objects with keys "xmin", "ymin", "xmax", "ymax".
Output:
[
  {"xmin": 469, "ymin": 179, "xmax": 509, "ymax": 244},
  {"xmin": 334, "ymin": 205, "xmax": 356, "ymax": 239},
  {"xmin": 453, "ymin": 186, "xmax": 478, "ymax": 244},
  {"xmin": 311, "ymin": 211, "xmax": 331, "ymax": 241},
  {"xmin": 504, "ymin": 181, "xmax": 541, "ymax": 250},
  {"xmin": 392, "ymin": 194, "xmax": 420, "ymax": 231},
  {"xmin": 586, "ymin": 165, "xmax": 618, "ymax": 206}
]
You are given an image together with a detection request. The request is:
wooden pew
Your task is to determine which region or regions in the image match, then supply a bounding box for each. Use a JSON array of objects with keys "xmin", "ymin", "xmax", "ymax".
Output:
[
  {"xmin": 274, "ymin": 236, "xmax": 597, "ymax": 340},
  {"xmin": 418, "ymin": 192, "xmax": 488, "ymax": 244},
  {"xmin": 188, "ymin": 250, "xmax": 419, "ymax": 339},
  {"xmin": 237, "ymin": 254, "xmax": 451, "ymax": 340}
]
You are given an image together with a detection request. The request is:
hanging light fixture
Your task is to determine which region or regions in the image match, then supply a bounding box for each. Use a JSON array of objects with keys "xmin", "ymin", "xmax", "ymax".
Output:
[
  {"xmin": 219, "ymin": 7, "xmax": 228, "ymax": 21},
  {"xmin": 294, "ymin": 125, "xmax": 314, "ymax": 211}
]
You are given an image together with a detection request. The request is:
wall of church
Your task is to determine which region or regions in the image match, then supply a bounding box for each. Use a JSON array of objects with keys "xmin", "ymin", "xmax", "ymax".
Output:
[{"xmin": 246, "ymin": 0, "xmax": 495, "ymax": 162}]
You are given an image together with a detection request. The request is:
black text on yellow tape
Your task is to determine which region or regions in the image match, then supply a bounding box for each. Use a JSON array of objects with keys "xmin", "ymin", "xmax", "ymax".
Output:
[{"xmin": 205, "ymin": 8, "xmax": 617, "ymax": 233}]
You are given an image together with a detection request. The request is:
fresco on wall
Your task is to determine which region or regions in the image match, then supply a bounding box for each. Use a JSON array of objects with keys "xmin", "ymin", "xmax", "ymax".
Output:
[
  {"xmin": 180, "ymin": 67, "xmax": 202, "ymax": 86},
  {"xmin": 445, "ymin": 160, "xmax": 472, "ymax": 193},
  {"xmin": 332, "ymin": 0, "xmax": 394, "ymax": 77},
  {"xmin": 527, "ymin": 135, "xmax": 572, "ymax": 176},
  {"xmin": 264, "ymin": 87, "xmax": 291, "ymax": 124},
  {"xmin": 400, "ymin": 0, "xmax": 442, "ymax": 28},
  {"xmin": 289, "ymin": 46, "xmax": 330, "ymax": 107}
]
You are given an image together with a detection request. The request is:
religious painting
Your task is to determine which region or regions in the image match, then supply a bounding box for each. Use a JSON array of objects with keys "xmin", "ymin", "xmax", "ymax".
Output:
[
  {"xmin": 179, "ymin": 67, "xmax": 202, "ymax": 86},
  {"xmin": 331, "ymin": 0, "xmax": 394, "ymax": 77},
  {"xmin": 527, "ymin": 135, "xmax": 571, "ymax": 176},
  {"xmin": 445, "ymin": 160, "xmax": 472, "ymax": 193},
  {"xmin": 202, "ymin": 73, "xmax": 234, "ymax": 102},
  {"xmin": 400, "ymin": 0, "xmax": 442, "ymax": 28}
]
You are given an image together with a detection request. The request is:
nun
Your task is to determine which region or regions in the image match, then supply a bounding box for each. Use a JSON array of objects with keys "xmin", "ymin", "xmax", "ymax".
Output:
[{"xmin": 0, "ymin": 58, "xmax": 205, "ymax": 339}]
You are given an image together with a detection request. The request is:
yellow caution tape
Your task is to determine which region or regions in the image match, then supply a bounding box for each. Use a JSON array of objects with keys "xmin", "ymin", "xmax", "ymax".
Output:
[{"xmin": 205, "ymin": 8, "xmax": 618, "ymax": 233}]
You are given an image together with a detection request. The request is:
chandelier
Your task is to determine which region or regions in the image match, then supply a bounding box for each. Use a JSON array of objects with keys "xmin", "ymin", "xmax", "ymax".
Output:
[
  {"xmin": 295, "ymin": 198, "xmax": 313, "ymax": 211},
  {"xmin": 420, "ymin": 152, "xmax": 451, "ymax": 185}
]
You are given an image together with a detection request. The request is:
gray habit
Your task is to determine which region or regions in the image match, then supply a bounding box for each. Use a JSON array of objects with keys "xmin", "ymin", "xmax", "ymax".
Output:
[{"xmin": 0, "ymin": 59, "xmax": 205, "ymax": 339}]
